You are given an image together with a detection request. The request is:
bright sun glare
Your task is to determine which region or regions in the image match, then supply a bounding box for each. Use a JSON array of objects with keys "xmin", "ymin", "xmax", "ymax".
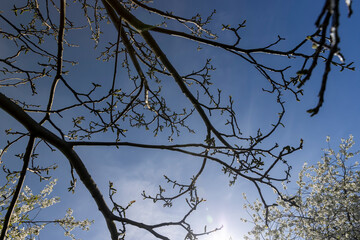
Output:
[{"xmin": 206, "ymin": 218, "xmax": 232, "ymax": 240}]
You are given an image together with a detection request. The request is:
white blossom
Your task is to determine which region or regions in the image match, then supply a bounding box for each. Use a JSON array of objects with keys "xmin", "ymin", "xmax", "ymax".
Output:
[
  {"xmin": 242, "ymin": 136, "xmax": 360, "ymax": 240},
  {"xmin": 0, "ymin": 172, "xmax": 93, "ymax": 240}
]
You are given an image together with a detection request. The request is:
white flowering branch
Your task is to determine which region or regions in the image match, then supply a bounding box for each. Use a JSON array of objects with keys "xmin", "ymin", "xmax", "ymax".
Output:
[
  {"xmin": 0, "ymin": 135, "xmax": 35, "ymax": 239},
  {"xmin": 243, "ymin": 135, "xmax": 360, "ymax": 239}
]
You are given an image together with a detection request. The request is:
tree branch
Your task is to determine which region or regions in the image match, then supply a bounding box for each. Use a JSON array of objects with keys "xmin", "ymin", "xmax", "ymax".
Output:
[
  {"xmin": 0, "ymin": 135, "xmax": 35, "ymax": 240},
  {"xmin": 0, "ymin": 92, "xmax": 119, "ymax": 240}
]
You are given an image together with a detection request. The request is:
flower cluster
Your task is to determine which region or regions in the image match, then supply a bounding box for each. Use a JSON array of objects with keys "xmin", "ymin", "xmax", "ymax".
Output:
[
  {"xmin": 56, "ymin": 208, "xmax": 94, "ymax": 240},
  {"xmin": 242, "ymin": 135, "xmax": 360, "ymax": 240},
  {"xmin": 0, "ymin": 173, "xmax": 93, "ymax": 240}
]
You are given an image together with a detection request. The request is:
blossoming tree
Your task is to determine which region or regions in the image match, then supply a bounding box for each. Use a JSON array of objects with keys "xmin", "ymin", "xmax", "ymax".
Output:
[
  {"xmin": 0, "ymin": 0, "xmax": 356, "ymax": 239},
  {"xmin": 0, "ymin": 164, "xmax": 92, "ymax": 240},
  {"xmin": 242, "ymin": 135, "xmax": 360, "ymax": 240}
]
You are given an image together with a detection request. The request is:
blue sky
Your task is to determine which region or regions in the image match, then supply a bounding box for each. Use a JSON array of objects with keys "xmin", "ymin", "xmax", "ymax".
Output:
[{"xmin": 1, "ymin": 0, "xmax": 360, "ymax": 239}]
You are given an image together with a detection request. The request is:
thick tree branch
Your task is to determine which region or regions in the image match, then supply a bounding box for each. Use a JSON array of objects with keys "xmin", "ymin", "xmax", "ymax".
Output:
[
  {"xmin": 104, "ymin": 0, "xmax": 233, "ymax": 150},
  {"xmin": 0, "ymin": 92, "xmax": 119, "ymax": 240},
  {"xmin": 0, "ymin": 135, "xmax": 35, "ymax": 240}
]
